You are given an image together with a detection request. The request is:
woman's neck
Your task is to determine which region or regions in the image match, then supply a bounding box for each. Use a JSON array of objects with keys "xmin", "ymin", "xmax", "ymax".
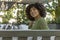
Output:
[{"xmin": 35, "ymin": 15, "xmax": 41, "ymax": 20}]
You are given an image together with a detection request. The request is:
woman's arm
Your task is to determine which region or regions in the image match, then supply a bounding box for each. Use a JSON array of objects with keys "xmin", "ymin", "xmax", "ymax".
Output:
[{"xmin": 29, "ymin": 21, "xmax": 34, "ymax": 29}]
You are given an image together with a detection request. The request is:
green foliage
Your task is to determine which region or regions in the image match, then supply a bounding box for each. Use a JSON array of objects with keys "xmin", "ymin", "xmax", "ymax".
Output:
[
  {"xmin": 45, "ymin": 0, "xmax": 57, "ymax": 13},
  {"xmin": 45, "ymin": 0, "xmax": 60, "ymax": 23},
  {"xmin": 17, "ymin": 4, "xmax": 29, "ymax": 24},
  {"xmin": 55, "ymin": 6, "xmax": 60, "ymax": 17},
  {"xmin": 45, "ymin": 0, "xmax": 58, "ymax": 23},
  {"xmin": 0, "ymin": 3, "xmax": 18, "ymax": 24},
  {"xmin": 55, "ymin": 5, "xmax": 60, "ymax": 23},
  {"xmin": 0, "ymin": 4, "xmax": 29, "ymax": 24},
  {"xmin": 2, "ymin": 7, "xmax": 13, "ymax": 23}
]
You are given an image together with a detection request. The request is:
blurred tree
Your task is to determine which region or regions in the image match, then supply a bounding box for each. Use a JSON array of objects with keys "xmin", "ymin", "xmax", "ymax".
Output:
[
  {"xmin": 45, "ymin": 0, "xmax": 58, "ymax": 23},
  {"xmin": 2, "ymin": 9, "xmax": 13, "ymax": 23},
  {"xmin": 17, "ymin": 4, "xmax": 29, "ymax": 24},
  {"xmin": 55, "ymin": 0, "xmax": 60, "ymax": 23}
]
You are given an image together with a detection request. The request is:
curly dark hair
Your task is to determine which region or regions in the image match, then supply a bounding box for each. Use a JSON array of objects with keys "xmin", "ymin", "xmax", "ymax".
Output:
[{"xmin": 26, "ymin": 3, "xmax": 46, "ymax": 21}]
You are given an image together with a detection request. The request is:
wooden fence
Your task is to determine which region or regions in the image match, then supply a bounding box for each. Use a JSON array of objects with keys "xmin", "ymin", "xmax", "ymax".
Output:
[{"xmin": 0, "ymin": 30, "xmax": 60, "ymax": 40}]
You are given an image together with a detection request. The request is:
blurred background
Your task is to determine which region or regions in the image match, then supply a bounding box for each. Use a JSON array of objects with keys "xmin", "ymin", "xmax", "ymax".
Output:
[{"xmin": 0, "ymin": 0, "xmax": 60, "ymax": 29}]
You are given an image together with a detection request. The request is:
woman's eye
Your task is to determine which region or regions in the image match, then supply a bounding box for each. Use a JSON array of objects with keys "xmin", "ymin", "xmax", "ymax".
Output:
[{"xmin": 33, "ymin": 8, "xmax": 36, "ymax": 10}]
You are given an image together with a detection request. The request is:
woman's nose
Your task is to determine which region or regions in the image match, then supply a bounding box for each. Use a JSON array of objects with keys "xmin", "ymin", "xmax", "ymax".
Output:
[{"xmin": 31, "ymin": 10, "xmax": 34, "ymax": 13}]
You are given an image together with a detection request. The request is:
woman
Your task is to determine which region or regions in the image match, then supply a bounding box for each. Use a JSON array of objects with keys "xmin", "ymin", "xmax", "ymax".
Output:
[{"xmin": 26, "ymin": 3, "xmax": 49, "ymax": 30}]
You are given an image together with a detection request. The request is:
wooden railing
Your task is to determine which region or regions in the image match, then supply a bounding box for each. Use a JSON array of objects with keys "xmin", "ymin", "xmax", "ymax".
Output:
[{"xmin": 0, "ymin": 30, "xmax": 60, "ymax": 40}]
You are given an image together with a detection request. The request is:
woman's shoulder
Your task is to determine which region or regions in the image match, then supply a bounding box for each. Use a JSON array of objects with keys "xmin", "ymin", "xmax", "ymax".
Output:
[{"xmin": 37, "ymin": 17, "xmax": 45, "ymax": 22}]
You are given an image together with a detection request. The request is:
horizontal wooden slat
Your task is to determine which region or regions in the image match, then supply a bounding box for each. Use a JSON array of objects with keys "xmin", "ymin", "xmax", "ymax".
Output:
[{"xmin": 0, "ymin": 30, "xmax": 60, "ymax": 37}]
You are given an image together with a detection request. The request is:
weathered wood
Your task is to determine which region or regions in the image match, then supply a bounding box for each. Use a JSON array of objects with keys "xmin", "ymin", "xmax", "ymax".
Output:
[
  {"xmin": 42, "ymin": 36, "xmax": 50, "ymax": 40},
  {"xmin": 0, "ymin": 30, "xmax": 60, "ymax": 40},
  {"xmin": 0, "ymin": 30, "xmax": 60, "ymax": 37},
  {"xmin": 3, "ymin": 37, "xmax": 12, "ymax": 40},
  {"xmin": 33, "ymin": 36, "xmax": 37, "ymax": 40},
  {"xmin": 18, "ymin": 37, "xmax": 27, "ymax": 40},
  {"xmin": 55, "ymin": 36, "xmax": 60, "ymax": 40}
]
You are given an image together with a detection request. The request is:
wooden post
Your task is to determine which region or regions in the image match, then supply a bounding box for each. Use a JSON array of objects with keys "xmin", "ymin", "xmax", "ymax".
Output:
[
  {"xmin": 18, "ymin": 37, "xmax": 27, "ymax": 40},
  {"xmin": 42, "ymin": 36, "xmax": 50, "ymax": 40},
  {"xmin": 3, "ymin": 37, "xmax": 12, "ymax": 40},
  {"xmin": 55, "ymin": 36, "xmax": 60, "ymax": 40},
  {"xmin": 33, "ymin": 36, "xmax": 37, "ymax": 40}
]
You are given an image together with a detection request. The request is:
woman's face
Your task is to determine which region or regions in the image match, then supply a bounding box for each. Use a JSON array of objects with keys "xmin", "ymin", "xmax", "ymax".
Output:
[{"xmin": 30, "ymin": 7, "xmax": 40, "ymax": 18}]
